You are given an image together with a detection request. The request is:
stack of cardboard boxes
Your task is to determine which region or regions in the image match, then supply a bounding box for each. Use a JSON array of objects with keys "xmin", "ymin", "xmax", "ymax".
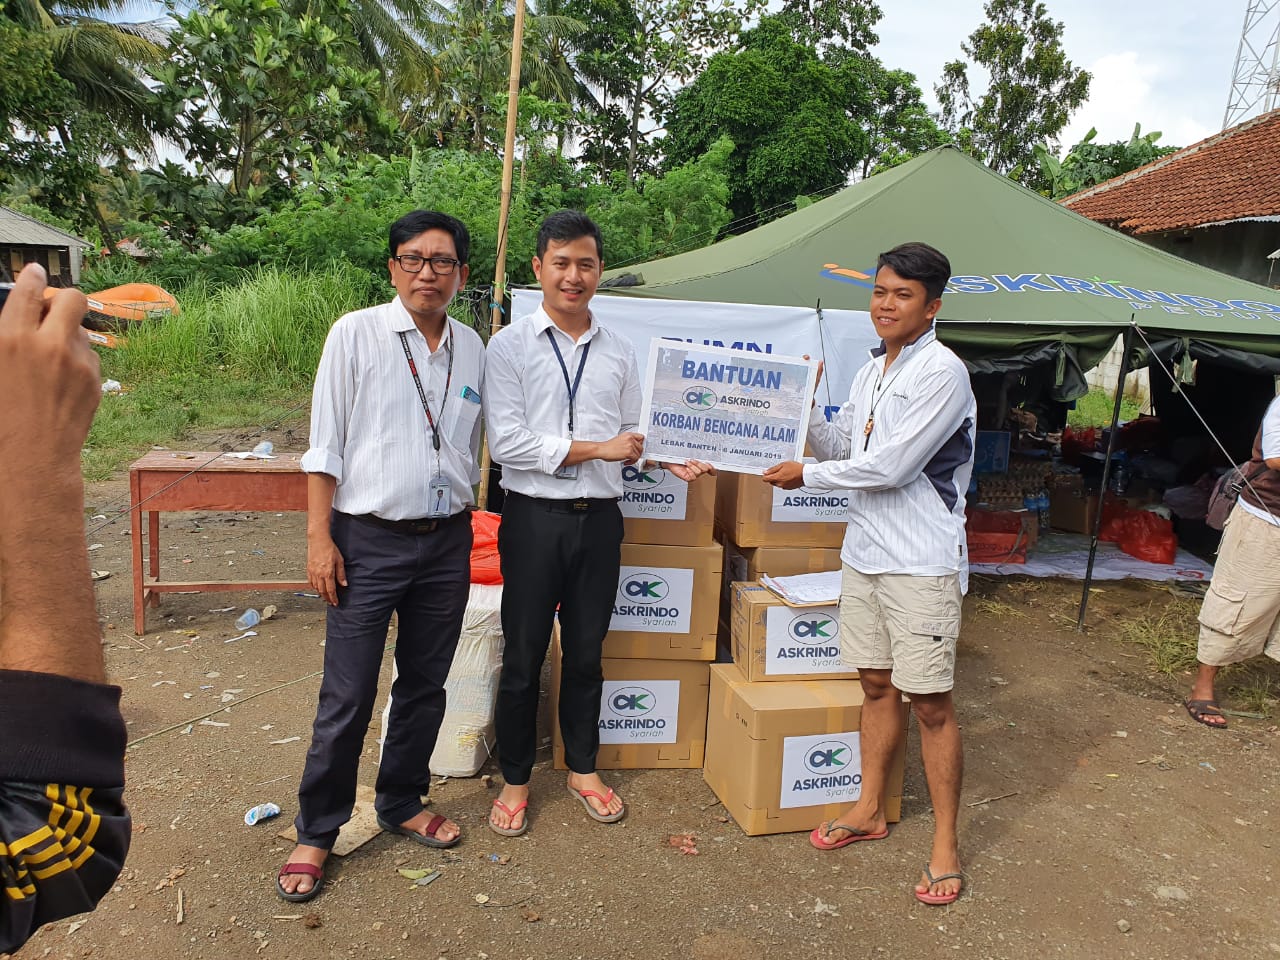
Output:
[
  {"xmin": 551, "ymin": 464, "xmax": 719, "ymax": 770},
  {"xmin": 703, "ymin": 466, "xmax": 908, "ymax": 836}
]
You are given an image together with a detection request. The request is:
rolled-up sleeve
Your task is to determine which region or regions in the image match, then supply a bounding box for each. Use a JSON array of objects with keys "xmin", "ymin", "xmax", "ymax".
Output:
[
  {"xmin": 484, "ymin": 331, "xmax": 572, "ymax": 473},
  {"xmin": 803, "ymin": 367, "xmax": 970, "ymax": 492},
  {"xmin": 300, "ymin": 322, "xmax": 351, "ymax": 480}
]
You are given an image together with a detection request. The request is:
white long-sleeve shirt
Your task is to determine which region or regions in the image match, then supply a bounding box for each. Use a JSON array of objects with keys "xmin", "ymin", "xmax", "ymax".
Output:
[
  {"xmin": 484, "ymin": 305, "xmax": 641, "ymax": 499},
  {"xmin": 804, "ymin": 327, "xmax": 976, "ymax": 589},
  {"xmin": 301, "ymin": 297, "xmax": 485, "ymax": 519}
]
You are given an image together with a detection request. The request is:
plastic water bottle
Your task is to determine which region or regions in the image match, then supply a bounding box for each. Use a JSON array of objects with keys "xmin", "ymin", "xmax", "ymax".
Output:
[
  {"xmin": 235, "ymin": 608, "xmax": 261, "ymax": 630},
  {"xmin": 1036, "ymin": 487, "xmax": 1051, "ymax": 533},
  {"xmin": 244, "ymin": 802, "xmax": 281, "ymax": 826},
  {"xmin": 1110, "ymin": 454, "xmax": 1129, "ymax": 496},
  {"xmin": 252, "ymin": 440, "xmax": 274, "ymax": 456}
]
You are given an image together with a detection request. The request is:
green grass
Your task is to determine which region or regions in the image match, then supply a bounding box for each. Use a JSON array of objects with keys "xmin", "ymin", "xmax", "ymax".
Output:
[
  {"xmin": 83, "ymin": 264, "xmax": 378, "ymax": 480},
  {"xmin": 1067, "ymin": 388, "xmax": 1142, "ymax": 427}
]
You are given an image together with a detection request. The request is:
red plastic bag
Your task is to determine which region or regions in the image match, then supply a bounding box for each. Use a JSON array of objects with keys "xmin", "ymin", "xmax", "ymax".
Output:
[
  {"xmin": 1118, "ymin": 511, "xmax": 1177, "ymax": 565},
  {"xmin": 965, "ymin": 509, "xmax": 1028, "ymax": 564},
  {"xmin": 1097, "ymin": 495, "xmax": 1131, "ymax": 542},
  {"xmin": 1061, "ymin": 426, "xmax": 1097, "ymax": 466},
  {"xmin": 470, "ymin": 510, "xmax": 502, "ymax": 584}
]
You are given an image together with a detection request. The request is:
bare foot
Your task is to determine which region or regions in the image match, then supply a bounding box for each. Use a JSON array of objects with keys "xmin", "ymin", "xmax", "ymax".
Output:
[
  {"xmin": 814, "ymin": 802, "xmax": 886, "ymax": 844},
  {"xmin": 915, "ymin": 844, "xmax": 964, "ymax": 902},
  {"xmin": 278, "ymin": 843, "xmax": 327, "ymax": 897},
  {"xmin": 397, "ymin": 808, "xmax": 460, "ymax": 843},
  {"xmin": 567, "ymin": 771, "xmax": 624, "ymax": 818},
  {"xmin": 490, "ymin": 783, "xmax": 530, "ymax": 833}
]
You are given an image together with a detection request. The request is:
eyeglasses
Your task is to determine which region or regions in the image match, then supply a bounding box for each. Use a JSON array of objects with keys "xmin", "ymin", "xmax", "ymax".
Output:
[{"xmin": 393, "ymin": 255, "xmax": 461, "ymax": 276}]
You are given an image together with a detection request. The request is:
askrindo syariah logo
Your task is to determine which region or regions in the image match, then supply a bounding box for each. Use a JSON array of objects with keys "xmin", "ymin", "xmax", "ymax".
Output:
[
  {"xmin": 818, "ymin": 261, "xmax": 1280, "ymax": 321},
  {"xmin": 682, "ymin": 384, "xmax": 719, "ymax": 410},
  {"xmin": 622, "ymin": 464, "xmax": 666, "ymax": 489},
  {"xmin": 619, "ymin": 572, "xmax": 670, "ymax": 604},
  {"xmin": 787, "ymin": 612, "xmax": 837, "ymax": 646},
  {"xmin": 804, "ymin": 739, "xmax": 852, "ymax": 777},
  {"xmin": 608, "ymin": 686, "xmax": 656, "ymax": 718}
]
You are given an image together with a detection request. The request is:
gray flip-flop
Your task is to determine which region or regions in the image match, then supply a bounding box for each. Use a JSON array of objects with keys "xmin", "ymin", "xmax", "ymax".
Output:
[
  {"xmin": 566, "ymin": 784, "xmax": 625, "ymax": 823},
  {"xmin": 376, "ymin": 813, "xmax": 461, "ymax": 848}
]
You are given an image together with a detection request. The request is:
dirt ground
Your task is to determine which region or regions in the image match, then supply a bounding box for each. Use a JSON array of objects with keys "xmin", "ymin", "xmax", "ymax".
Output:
[{"xmin": 10, "ymin": 438, "xmax": 1280, "ymax": 960}]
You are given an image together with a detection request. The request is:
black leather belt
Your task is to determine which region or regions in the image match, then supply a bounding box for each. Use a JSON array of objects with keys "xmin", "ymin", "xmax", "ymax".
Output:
[
  {"xmin": 505, "ymin": 491, "xmax": 619, "ymax": 514},
  {"xmin": 349, "ymin": 510, "xmax": 468, "ymax": 534}
]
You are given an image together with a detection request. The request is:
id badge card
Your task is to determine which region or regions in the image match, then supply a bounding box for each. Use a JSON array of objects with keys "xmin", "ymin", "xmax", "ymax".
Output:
[
  {"xmin": 427, "ymin": 476, "xmax": 452, "ymax": 517},
  {"xmin": 554, "ymin": 461, "xmax": 579, "ymax": 480}
]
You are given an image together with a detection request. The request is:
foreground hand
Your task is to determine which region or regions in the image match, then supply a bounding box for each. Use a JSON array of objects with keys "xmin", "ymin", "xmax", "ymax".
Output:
[
  {"xmin": 599, "ymin": 431, "xmax": 645, "ymax": 464},
  {"xmin": 0, "ymin": 263, "xmax": 97, "ymax": 486},
  {"xmin": 666, "ymin": 459, "xmax": 717, "ymax": 482},
  {"xmin": 762, "ymin": 460, "xmax": 806, "ymax": 489},
  {"xmin": 307, "ymin": 535, "xmax": 347, "ymax": 606}
]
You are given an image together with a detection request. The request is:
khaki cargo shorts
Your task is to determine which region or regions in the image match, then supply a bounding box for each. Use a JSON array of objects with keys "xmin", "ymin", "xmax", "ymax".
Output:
[
  {"xmin": 1197, "ymin": 506, "xmax": 1280, "ymax": 666},
  {"xmin": 838, "ymin": 565, "xmax": 962, "ymax": 694}
]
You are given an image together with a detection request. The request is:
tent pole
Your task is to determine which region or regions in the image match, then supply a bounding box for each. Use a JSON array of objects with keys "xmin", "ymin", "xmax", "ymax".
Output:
[
  {"xmin": 1076, "ymin": 322, "xmax": 1136, "ymax": 631},
  {"xmin": 478, "ymin": 0, "xmax": 526, "ymax": 511}
]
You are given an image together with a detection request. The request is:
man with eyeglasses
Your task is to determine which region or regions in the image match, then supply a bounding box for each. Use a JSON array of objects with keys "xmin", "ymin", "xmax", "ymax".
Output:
[{"xmin": 277, "ymin": 211, "xmax": 485, "ymax": 902}]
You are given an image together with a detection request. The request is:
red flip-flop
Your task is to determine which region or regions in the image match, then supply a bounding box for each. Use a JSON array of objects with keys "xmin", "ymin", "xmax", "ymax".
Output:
[
  {"xmin": 488, "ymin": 799, "xmax": 529, "ymax": 837},
  {"xmin": 567, "ymin": 784, "xmax": 626, "ymax": 823},
  {"xmin": 276, "ymin": 861, "xmax": 324, "ymax": 903},
  {"xmin": 914, "ymin": 864, "xmax": 964, "ymax": 905},
  {"xmin": 809, "ymin": 822, "xmax": 889, "ymax": 850}
]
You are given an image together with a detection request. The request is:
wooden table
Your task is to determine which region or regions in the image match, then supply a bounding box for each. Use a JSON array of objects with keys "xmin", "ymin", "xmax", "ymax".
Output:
[{"xmin": 130, "ymin": 451, "xmax": 309, "ymax": 634}]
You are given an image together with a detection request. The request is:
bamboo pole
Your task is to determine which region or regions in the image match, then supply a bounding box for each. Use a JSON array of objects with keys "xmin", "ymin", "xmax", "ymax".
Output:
[{"xmin": 478, "ymin": 0, "xmax": 526, "ymax": 510}]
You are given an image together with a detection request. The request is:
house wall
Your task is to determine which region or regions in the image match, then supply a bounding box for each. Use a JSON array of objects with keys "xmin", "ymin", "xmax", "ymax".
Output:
[
  {"xmin": 0, "ymin": 244, "xmax": 76, "ymax": 286},
  {"xmin": 1144, "ymin": 221, "xmax": 1280, "ymax": 288}
]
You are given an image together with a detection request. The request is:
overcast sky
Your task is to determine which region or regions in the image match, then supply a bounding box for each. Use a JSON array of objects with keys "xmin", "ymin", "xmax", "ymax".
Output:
[{"xmin": 873, "ymin": 0, "xmax": 1253, "ymax": 152}]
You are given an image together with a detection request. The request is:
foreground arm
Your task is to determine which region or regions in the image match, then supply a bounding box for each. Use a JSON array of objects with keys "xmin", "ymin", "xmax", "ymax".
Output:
[{"xmin": 0, "ymin": 264, "xmax": 130, "ymax": 955}]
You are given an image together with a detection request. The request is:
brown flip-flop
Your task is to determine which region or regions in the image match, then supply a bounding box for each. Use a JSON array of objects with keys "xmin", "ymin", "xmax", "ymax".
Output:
[{"xmin": 1184, "ymin": 698, "xmax": 1228, "ymax": 729}]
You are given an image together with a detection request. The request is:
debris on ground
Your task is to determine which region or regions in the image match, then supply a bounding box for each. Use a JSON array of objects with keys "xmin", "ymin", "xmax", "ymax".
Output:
[{"xmin": 666, "ymin": 833, "xmax": 699, "ymax": 855}]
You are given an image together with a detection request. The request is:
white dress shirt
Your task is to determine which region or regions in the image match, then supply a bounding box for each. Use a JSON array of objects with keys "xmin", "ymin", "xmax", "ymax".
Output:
[
  {"xmin": 804, "ymin": 327, "xmax": 977, "ymax": 589},
  {"xmin": 485, "ymin": 304, "xmax": 641, "ymax": 499},
  {"xmin": 301, "ymin": 297, "xmax": 485, "ymax": 519}
]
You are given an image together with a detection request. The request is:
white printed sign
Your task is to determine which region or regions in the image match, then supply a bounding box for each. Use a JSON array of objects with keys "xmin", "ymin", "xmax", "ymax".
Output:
[
  {"xmin": 770, "ymin": 458, "xmax": 851, "ymax": 523},
  {"xmin": 763, "ymin": 605, "xmax": 844, "ymax": 675},
  {"xmin": 598, "ymin": 680, "xmax": 680, "ymax": 744},
  {"xmin": 780, "ymin": 730, "xmax": 864, "ymax": 809},
  {"xmin": 619, "ymin": 463, "xmax": 689, "ymax": 520},
  {"xmin": 611, "ymin": 566, "xmax": 695, "ymax": 633}
]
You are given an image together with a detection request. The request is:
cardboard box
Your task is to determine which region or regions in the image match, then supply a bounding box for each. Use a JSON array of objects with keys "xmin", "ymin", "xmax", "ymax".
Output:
[
  {"xmin": 703, "ymin": 662, "xmax": 907, "ymax": 836},
  {"xmin": 551, "ymin": 653, "xmax": 710, "ymax": 769},
  {"xmin": 621, "ymin": 466, "xmax": 716, "ymax": 546},
  {"xmin": 730, "ymin": 582, "xmax": 858, "ymax": 682},
  {"xmin": 715, "ymin": 462, "xmax": 847, "ymax": 548},
  {"xmin": 723, "ymin": 542, "xmax": 843, "ymax": 602},
  {"xmin": 603, "ymin": 542, "xmax": 722, "ymax": 660},
  {"xmin": 1050, "ymin": 475, "xmax": 1099, "ymax": 534}
]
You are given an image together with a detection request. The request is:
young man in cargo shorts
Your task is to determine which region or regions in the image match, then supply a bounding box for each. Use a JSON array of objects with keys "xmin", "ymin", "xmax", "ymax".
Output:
[
  {"xmin": 764, "ymin": 242, "xmax": 975, "ymax": 905},
  {"xmin": 1184, "ymin": 394, "xmax": 1280, "ymax": 728}
]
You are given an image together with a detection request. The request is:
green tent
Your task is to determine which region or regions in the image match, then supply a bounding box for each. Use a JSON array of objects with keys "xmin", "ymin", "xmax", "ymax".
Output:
[{"xmin": 602, "ymin": 146, "xmax": 1280, "ymax": 385}]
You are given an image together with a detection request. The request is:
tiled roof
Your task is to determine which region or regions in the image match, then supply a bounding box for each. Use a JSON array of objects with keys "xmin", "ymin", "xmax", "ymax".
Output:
[
  {"xmin": 1062, "ymin": 108, "xmax": 1280, "ymax": 235},
  {"xmin": 0, "ymin": 206, "xmax": 90, "ymax": 248}
]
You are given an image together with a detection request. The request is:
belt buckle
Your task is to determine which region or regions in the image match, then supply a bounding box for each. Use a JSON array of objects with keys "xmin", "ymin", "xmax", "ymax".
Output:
[{"xmin": 571, "ymin": 499, "xmax": 590, "ymax": 512}]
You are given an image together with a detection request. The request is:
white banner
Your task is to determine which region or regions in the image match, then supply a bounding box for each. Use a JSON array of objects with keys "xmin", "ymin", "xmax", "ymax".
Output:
[{"xmin": 510, "ymin": 290, "xmax": 878, "ymax": 424}]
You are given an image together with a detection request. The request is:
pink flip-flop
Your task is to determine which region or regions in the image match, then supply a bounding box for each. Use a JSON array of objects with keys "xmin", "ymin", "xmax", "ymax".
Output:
[
  {"xmin": 488, "ymin": 799, "xmax": 529, "ymax": 837},
  {"xmin": 809, "ymin": 821, "xmax": 890, "ymax": 850},
  {"xmin": 567, "ymin": 784, "xmax": 625, "ymax": 823},
  {"xmin": 914, "ymin": 864, "xmax": 964, "ymax": 905}
]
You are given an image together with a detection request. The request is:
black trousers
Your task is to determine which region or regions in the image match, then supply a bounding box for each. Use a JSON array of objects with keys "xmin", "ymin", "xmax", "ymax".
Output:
[
  {"xmin": 495, "ymin": 493, "xmax": 623, "ymax": 783},
  {"xmin": 294, "ymin": 510, "xmax": 471, "ymax": 850}
]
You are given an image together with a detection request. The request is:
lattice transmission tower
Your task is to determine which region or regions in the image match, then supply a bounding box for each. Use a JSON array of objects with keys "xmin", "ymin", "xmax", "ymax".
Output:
[{"xmin": 1224, "ymin": 0, "xmax": 1280, "ymax": 128}]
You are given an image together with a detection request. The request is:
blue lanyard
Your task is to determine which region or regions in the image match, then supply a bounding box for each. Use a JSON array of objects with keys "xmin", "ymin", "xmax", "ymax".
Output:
[{"xmin": 546, "ymin": 328, "xmax": 591, "ymax": 435}]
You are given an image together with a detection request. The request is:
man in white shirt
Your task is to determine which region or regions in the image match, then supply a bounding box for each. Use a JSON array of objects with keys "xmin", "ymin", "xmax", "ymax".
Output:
[
  {"xmin": 1185, "ymin": 395, "xmax": 1280, "ymax": 729},
  {"xmin": 483, "ymin": 211, "xmax": 711, "ymax": 836},
  {"xmin": 764, "ymin": 242, "xmax": 975, "ymax": 906},
  {"xmin": 277, "ymin": 211, "xmax": 486, "ymax": 902}
]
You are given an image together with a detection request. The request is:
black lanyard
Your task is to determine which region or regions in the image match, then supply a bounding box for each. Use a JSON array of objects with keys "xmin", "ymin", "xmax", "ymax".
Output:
[
  {"xmin": 863, "ymin": 358, "xmax": 908, "ymax": 451},
  {"xmin": 546, "ymin": 328, "xmax": 590, "ymax": 435},
  {"xmin": 398, "ymin": 327, "xmax": 453, "ymax": 452}
]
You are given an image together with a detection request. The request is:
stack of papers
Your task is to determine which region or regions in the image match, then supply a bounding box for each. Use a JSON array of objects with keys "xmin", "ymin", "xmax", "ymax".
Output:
[{"xmin": 760, "ymin": 571, "xmax": 841, "ymax": 606}]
